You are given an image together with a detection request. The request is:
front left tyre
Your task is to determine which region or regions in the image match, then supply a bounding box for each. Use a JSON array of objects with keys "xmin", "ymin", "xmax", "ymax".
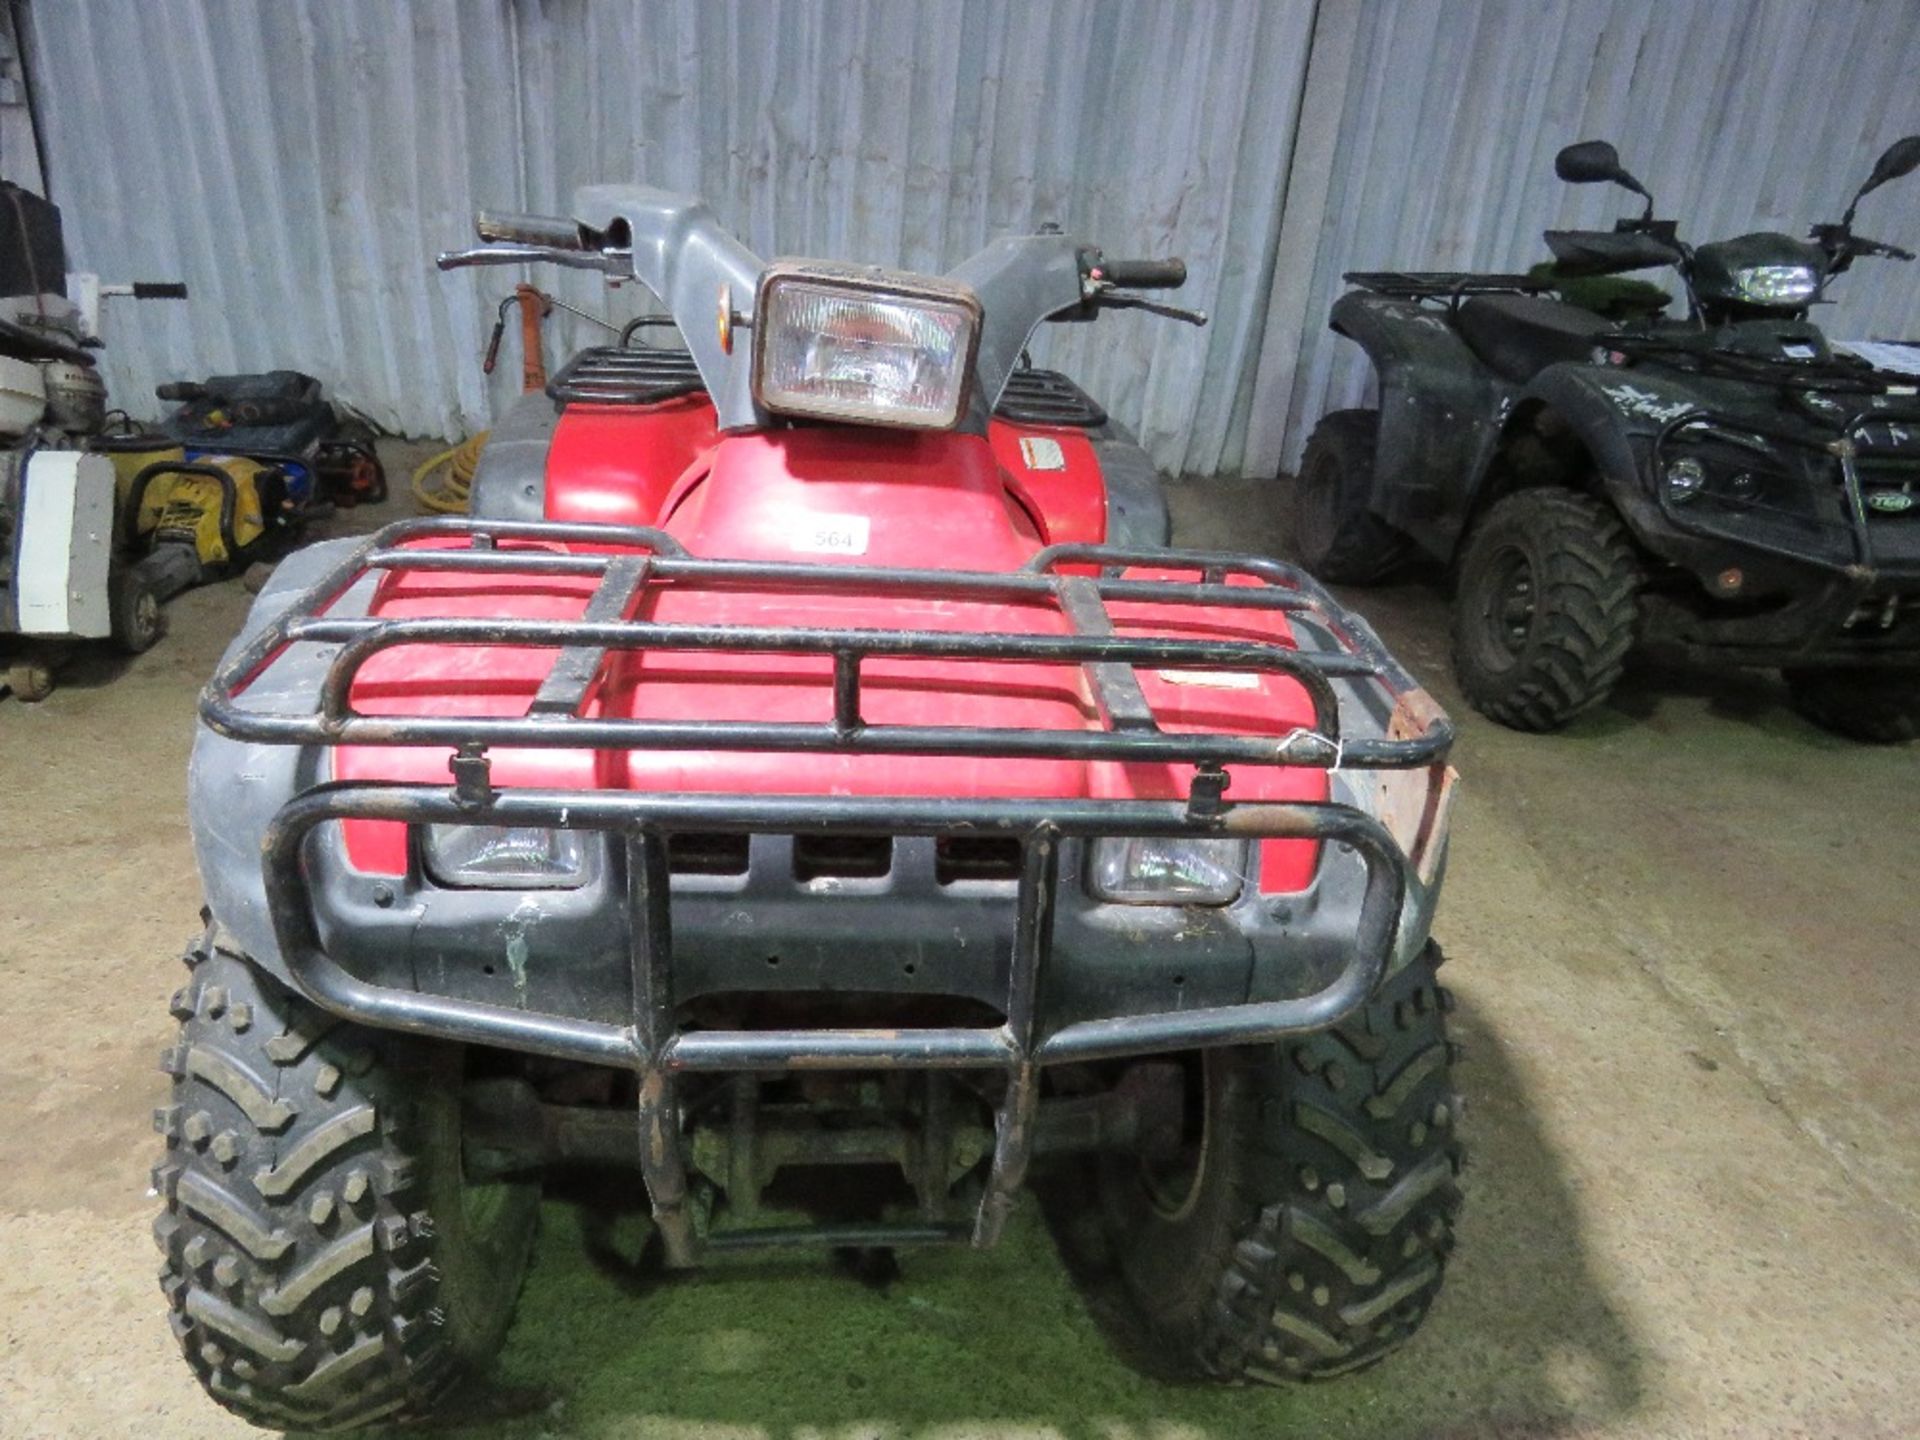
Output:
[
  {"xmin": 1094, "ymin": 943, "xmax": 1464, "ymax": 1381},
  {"xmin": 1451, "ymin": 488, "xmax": 1641, "ymax": 731},
  {"xmin": 1783, "ymin": 667, "xmax": 1920, "ymax": 744},
  {"xmin": 155, "ymin": 935, "xmax": 538, "ymax": 1431}
]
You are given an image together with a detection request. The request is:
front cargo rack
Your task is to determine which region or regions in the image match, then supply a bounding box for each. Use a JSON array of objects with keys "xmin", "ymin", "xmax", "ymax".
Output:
[
  {"xmin": 204, "ymin": 516, "xmax": 1454, "ymax": 1262},
  {"xmin": 207, "ymin": 517, "xmax": 1448, "ymax": 772}
]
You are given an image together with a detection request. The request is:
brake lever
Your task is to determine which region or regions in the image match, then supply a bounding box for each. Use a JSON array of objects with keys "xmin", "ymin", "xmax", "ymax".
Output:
[
  {"xmin": 1099, "ymin": 291, "xmax": 1210, "ymax": 326},
  {"xmin": 436, "ymin": 244, "xmax": 633, "ymax": 274}
]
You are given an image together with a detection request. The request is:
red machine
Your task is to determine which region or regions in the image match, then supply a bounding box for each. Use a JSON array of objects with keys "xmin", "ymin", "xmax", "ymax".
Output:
[{"xmin": 160, "ymin": 192, "xmax": 1461, "ymax": 1430}]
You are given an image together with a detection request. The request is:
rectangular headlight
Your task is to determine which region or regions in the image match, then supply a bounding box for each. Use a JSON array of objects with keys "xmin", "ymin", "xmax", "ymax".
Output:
[
  {"xmin": 753, "ymin": 263, "xmax": 980, "ymax": 429},
  {"xmin": 1088, "ymin": 837, "xmax": 1250, "ymax": 906},
  {"xmin": 423, "ymin": 824, "xmax": 586, "ymax": 889}
]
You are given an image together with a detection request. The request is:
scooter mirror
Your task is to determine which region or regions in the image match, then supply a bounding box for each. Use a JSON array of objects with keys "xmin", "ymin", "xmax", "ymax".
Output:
[
  {"xmin": 1862, "ymin": 135, "xmax": 1920, "ymax": 197},
  {"xmin": 1555, "ymin": 140, "xmax": 1626, "ymax": 186}
]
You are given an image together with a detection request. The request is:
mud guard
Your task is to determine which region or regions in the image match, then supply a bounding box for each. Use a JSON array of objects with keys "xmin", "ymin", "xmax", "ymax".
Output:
[
  {"xmin": 468, "ymin": 391, "xmax": 557, "ymax": 521},
  {"xmin": 1329, "ymin": 291, "xmax": 1510, "ymax": 558},
  {"xmin": 1510, "ymin": 363, "xmax": 1690, "ymax": 551}
]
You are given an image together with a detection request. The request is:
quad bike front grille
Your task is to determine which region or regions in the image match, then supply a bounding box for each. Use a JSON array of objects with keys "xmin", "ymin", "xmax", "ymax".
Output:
[
  {"xmin": 204, "ymin": 516, "xmax": 1454, "ymax": 1261},
  {"xmin": 544, "ymin": 345, "xmax": 1110, "ymax": 431},
  {"xmin": 993, "ymin": 367, "xmax": 1108, "ymax": 428}
]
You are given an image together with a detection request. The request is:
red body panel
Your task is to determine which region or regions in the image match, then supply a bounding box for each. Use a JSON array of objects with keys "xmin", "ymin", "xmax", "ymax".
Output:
[
  {"xmin": 542, "ymin": 395, "xmax": 717, "ymax": 527},
  {"xmin": 987, "ymin": 419, "xmax": 1106, "ymax": 547},
  {"xmin": 339, "ymin": 407, "xmax": 1325, "ymax": 890}
]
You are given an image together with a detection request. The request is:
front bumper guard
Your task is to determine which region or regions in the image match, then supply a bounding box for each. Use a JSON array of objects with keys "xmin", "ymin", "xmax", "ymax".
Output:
[{"xmin": 266, "ymin": 782, "xmax": 1422, "ymax": 1262}]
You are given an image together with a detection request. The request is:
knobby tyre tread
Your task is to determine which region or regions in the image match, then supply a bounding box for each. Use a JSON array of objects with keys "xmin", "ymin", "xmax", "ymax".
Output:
[
  {"xmin": 1452, "ymin": 488, "xmax": 1640, "ymax": 731},
  {"xmin": 1293, "ymin": 409, "xmax": 1411, "ymax": 585},
  {"xmin": 153, "ymin": 935, "xmax": 535, "ymax": 1431},
  {"xmin": 1100, "ymin": 942, "xmax": 1465, "ymax": 1381}
]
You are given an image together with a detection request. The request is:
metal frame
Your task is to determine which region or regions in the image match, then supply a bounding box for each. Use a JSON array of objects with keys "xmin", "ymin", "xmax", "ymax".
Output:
[
  {"xmin": 204, "ymin": 517, "xmax": 1451, "ymax": 772},
  {"xmin": 1344, "ymin": 270, "xmax": 1554, "ymax": 312},
  {"xmin": 206, "ymin": 515, "xmax": 1452, "ymax": 1259},
  {"xmin": 1651, "ymin": 407, "xmax": 1920, "ymax": 576}
]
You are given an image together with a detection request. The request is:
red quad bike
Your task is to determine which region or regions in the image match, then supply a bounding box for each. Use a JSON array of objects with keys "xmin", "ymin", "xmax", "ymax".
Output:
[{"xmin": 158, "ymin": 191, "xmax": 1462, "ymax": 1430}]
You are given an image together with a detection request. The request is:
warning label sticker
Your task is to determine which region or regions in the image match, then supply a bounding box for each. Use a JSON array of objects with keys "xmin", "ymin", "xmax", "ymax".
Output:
[{"xmin": 1018, "ymin": 436, "xmax": 1066, "ymax": 471}]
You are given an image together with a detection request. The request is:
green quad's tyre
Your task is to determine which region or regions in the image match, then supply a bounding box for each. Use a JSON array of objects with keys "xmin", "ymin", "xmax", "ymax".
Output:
[
  {"xmin": 154, "ymin": 936, "xmax": 538, "ymax": 1431},
  {"xmin": 1783, "ymin": 667, "xmax": 1920, "ymax": 744},
  {"xmin": 1293, "ymin": 409, "xmax": 1412, "ymax": 584},
  {"xmin": 1097, "ymin": 943, "xmax": 1464, "ymax": 1381},
  {"xmin": 1452, "ymin": 488, "xmax": 1641, "ymax": 731}
]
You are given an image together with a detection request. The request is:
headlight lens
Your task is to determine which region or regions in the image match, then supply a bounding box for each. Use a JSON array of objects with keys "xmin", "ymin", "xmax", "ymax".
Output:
[
  {"xmin": 1088, "ymin": 837, "xmax": 1249, "ymax": 906},
  {"xmin": 424, "ymin": 824, "xmax": 586, "ymax": 889},
  {"xmin": 1732, "ymin": 264, "xmax": 1819, "ymax": 306},
  {"xmin": 1665, "ymin": 456, "xmax": 1706, "ymax": 502},
  {"xmin": 754, "ymin": 264, "xmax": 980, "ymax": 429}
]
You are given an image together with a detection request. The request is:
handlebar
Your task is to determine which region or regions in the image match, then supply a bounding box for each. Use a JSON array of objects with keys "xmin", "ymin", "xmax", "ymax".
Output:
[
  {"xmin": 1811, "ymin": 223, "xmax": 1915, "ymax": 275},
  {"xmin": 475, "ymin": 210, "xmax": 586, "ymax": 250},
  {"xmin": 131, "ymin": 281, "xmax": 189, "ymax": 300},
  {"xmin": 1852, "ymin": 234, "xmax": 1915, "ymax": 262},
  {"xmin": 1093, "ymin": 257, "xmax": 1187, "ymax": 289}
]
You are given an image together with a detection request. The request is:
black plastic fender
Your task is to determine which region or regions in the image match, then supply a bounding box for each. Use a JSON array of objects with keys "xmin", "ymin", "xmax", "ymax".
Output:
[
  {"xmin": 1329, "ymin": 291, "xmax": 1512, "ymax": 557},
  {"xmin": 188, "ymin": 538, "xmax": 368, "ymax": 984},
  {"xmin": 1511, "ymin": 363, "xmax": 1696, "ymax": 556}
]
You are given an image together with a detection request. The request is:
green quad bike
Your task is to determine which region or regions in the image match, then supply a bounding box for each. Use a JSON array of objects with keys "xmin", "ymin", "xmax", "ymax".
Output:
[{"xmin": 1299, "ymin": 134, "xmax": 1920, "ymax": 742}]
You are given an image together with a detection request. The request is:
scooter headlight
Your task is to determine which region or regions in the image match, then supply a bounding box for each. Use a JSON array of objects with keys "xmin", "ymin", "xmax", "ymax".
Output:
[
  {"xmin": 1732, "ymin": 264, "xmax": 1819, "ymax": 306},
  {"xmin": 753, "ymin": 263, "xmax": 981, "ymax": 429},
  {"xmin": 1088, "ymin": 837, "xmax": 1250, "ymax": 906},
  {"xmin": 424, "ymin": 824, "xmax": 586, "ymax": 889}
]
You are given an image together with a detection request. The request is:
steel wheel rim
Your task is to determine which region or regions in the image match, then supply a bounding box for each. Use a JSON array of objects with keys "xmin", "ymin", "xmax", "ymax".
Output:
[
  {"xmin": 1139, "ymin": 1052, "xmax": 1210, "ymax": 1221},
  {"xmin": 1476, "ymin": 544, "xmax": 1537, "ymax": 667}
]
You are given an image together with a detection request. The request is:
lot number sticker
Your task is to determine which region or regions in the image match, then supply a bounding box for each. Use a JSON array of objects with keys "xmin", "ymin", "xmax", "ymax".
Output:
[{"xmin": 793, "ymin": 514, "xmax": 871, "ymax": 555}]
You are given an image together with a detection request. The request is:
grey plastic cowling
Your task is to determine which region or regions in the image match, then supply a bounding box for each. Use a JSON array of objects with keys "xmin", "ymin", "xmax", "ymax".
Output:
[{"xmin": 565, "ymin": 186, "xmax": 1089, "ymax": 436}]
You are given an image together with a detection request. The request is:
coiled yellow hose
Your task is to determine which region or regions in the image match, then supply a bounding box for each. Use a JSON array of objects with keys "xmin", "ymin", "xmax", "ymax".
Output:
[{"xmin": 410, "ymin": 432, "xmax": 489, "ymax": 514}]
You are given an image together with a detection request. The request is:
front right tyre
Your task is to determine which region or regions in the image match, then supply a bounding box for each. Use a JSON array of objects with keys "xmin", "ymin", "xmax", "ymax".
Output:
[{"xmin": 155, "ymin": 935, "xmax": 538, "ymax": 1431}]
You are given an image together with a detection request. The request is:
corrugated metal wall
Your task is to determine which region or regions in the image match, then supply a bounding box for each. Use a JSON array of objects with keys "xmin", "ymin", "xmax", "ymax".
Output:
[
  {"xmin": 21, "ymin": 0, "xmax": 1315, "ymax": 475},
  {"xmin": 1280, "ymin": 0, "xmax": 1920, "ymax": 466},
  {"xmin": 19, "ymin": 0, "xmax": 1920, "ymax": 476}
]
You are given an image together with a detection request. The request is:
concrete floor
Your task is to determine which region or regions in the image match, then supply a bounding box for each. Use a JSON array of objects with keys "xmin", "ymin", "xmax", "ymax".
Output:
[{"xmin": 1, "ymin": 462, "xmax": 1916, "ymax": 1439}]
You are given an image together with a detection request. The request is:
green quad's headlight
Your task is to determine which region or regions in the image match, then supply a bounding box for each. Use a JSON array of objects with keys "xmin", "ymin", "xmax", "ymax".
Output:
[{"xmin": 1732, "ymin": 264, "xmax": 1819, "ymax": 306}]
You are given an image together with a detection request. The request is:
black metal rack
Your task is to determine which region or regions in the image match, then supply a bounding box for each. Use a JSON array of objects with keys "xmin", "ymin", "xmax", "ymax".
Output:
[
  {"xmin": 1651, "ymin": 406, "xmax": 1920, "ymax": 576},
  {"xmin": 1345, "ymin": 270, "xmax": 1555, "ymax": 302},
  {"xmin": 546, "ymin": 345, "xmax": 706, "ymax": 406},
  {"xmin": 207, "ymin": 516, "xmax": 1453, "ymax": 1261}
]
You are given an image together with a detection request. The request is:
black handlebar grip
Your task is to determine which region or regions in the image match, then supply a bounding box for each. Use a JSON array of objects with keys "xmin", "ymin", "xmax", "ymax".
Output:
[
  {"xmin": 1098, "ymin": 258, "xmax": 1187, "ymax": 290},
  {"xmin": 133, "ymin": 282, "xmax": 189, "ymax": 300},
  {"xmin": 475, "ymin": 210, "xmax": 584, "ymax": 250}
]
